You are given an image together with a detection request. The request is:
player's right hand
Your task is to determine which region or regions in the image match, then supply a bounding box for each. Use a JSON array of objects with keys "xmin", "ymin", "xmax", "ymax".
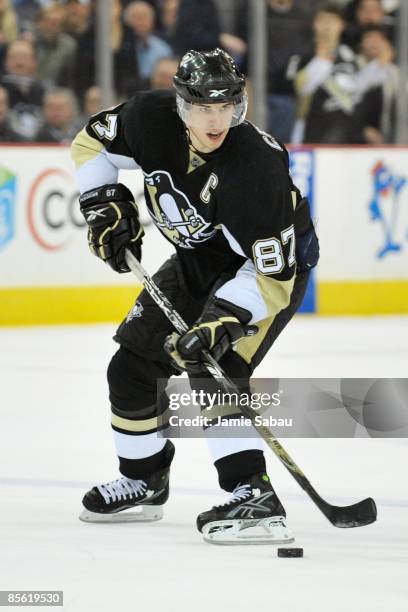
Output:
[
  {"xmin": 164, "ymin": 298, "xmax": 257, "ymax": 374},
  {"xmin": 79, "ymin": 183, "xmax": 144, "ymax": 273}
]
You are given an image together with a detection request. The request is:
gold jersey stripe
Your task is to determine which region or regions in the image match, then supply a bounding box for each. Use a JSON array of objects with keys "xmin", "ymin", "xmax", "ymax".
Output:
[
  {"xmin": 187, "ymin": 147, "xmax": 207, "ymax": 174},
  {"xmin": 235, "ymin": 274, "xmax": 295, "ymax": 364},
  {"xmin": 111, "ymin": 413, "xmax": 159, "ymax": 433},
  {"xmin": 235, "ymin": 316, "xmax": 275, "ymax": 364},
  {"xmin": 70, "ymin": 128, "xmax": 105, "ymax": 168},
  {"xmin": 111, "ymin": 408, "xmax": 172, "ymax": 433},
  {"xmin": 256, "ymin": 274, "xmax": 295, "ymax": 318}
]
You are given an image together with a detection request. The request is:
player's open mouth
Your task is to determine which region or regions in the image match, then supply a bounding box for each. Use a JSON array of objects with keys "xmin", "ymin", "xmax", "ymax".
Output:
[{"xmin": 207, "ymin": 131, "xmax": 224, "ymax": 142}]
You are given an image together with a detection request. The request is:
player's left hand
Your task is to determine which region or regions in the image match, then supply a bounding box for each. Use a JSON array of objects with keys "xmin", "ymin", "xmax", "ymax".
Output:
[
  {"xmin": 164, "ymin": 299, "xmax": 257, "ymax": 373},
  {"xmin": 79, "ymin": 183, "xmax": 144, "ymax": 273}
]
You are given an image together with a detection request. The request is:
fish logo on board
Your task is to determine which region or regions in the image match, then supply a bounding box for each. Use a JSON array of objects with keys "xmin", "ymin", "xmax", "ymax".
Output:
[{"xmin": 369, "ymin": 161, "xmax": 407, "ymax": 259}]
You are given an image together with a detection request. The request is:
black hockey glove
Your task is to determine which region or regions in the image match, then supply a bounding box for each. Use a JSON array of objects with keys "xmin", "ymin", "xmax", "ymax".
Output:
[
  {"xmin": 294, "ymin": 197, "xmax": 319, "ymax": 272},
  {"xmin": 164, "ymin": 298, "xmax": 257, "ymax": 374},
  {"xmin": 79, "ymin": 183, "xmax": 144, "ymax": 273}
]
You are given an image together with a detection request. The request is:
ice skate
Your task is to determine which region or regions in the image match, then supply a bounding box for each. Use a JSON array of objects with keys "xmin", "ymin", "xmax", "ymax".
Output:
[
  {"xmin": 79, "ymin": 465, "xmax": 171, "ymax": 523},
  {"xmin": 197, "ymin": 473, "xmax": 295, "ymax": 545}
]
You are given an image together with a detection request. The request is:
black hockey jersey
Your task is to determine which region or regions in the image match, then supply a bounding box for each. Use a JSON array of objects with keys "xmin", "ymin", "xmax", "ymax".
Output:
[{"xmin": 71, "ymin": 90, "xmax": 307, "ymax": 361}]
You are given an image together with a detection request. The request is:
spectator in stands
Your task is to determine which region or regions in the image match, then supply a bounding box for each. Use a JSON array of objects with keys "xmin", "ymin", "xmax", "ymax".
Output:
[
  {"xmin": 359, "ymin": 23, "xmax": 396, "ymax": 67},
  {"xmin": 357, "ymin": 25, "xmax": 399, "ymax": 143},
  {"xmin": 0, "ymin": 0, "xmax": 19, "ymax": 72},
  {"xmin": 343, "ymin": 0, "xmax": 395, "ymax": 50},
  {"xmin": 0, "ymin": 84, "xmax": 22, "ymax": 140},
  {"xmin": 64, "ymin": 0, "xmax": 129, "ymax": 103},
  {"xmin": 235, "ymin": 0, "xmax": 316, "ymax": 142},
  {"xmin": 12, "ymin": 1, "xmax": 44, "ymax": 33},
  {"xmin": 150, "ymin": 56, "xmax": 178, "ymax": 89},
  {"xmin": 158, "ymin": 0, "xmax": 179, "ymax": 45},
  {"xmin": 83, "ymin": 84, "xmax": 102, "ymax": 118},
  {"xmin": 215, "ymin": 0, "xmax": 247, "ymax": 68},
  {"xmin": 0, "ymin": 39, "xmax": 47, "ymax": 138},
  {"xmin": 62, "ymin": 0, "xmax": 95, "ymax": 100},
  {"xmin": 121, "ymin": 1, "xmax": 172, "ymax": 89},
  {"xmin": 35, "ymin": 87, "xmax": 80, "ymax": 143},
  {"xmin": 213, "ymin": 0, "xmax": 236, "ymax": 32},
  {"xmin": 291, "ymin": 3, "xmax": 362, "ymax": 144},
  {"xmin": 34, "ymin": 3, "xmax": 77, "ymax": 86},
  {"xmin": 158, "ymin": 0, "xmax": 229, "ymax": 60},
  {"xmin": 121, "ymin": 0, "xmax": 160, "ymax": 14},
  {"xmin": 111, "ymin": 0, "xmax": 125, "ymax": 56},
  {"xmin": 170, "ymin": 0, "xmax": 220, "ymax": 56},
  {"xmin": 356, "ymin": 0, "xmax": 386, "ymax": 23}
]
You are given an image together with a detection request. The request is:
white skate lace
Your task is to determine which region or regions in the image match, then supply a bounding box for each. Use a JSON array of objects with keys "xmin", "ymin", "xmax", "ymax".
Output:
[
  {"xmin": 216, "ymin": 483, "xmax": 252, "ymax": 508},
  {"xmin": 98, "ymin": 478, "xmax": 147, "ymax": 504}
]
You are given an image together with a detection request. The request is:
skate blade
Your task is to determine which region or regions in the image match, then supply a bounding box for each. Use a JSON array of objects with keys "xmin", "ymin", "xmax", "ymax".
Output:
[
  {"xmin": 79, "ymin": 504, "xmax": 164, "ymax": 524},
  {"xmin": 202, "ymin": 515, "xmax": 295, "ymax": 545}
]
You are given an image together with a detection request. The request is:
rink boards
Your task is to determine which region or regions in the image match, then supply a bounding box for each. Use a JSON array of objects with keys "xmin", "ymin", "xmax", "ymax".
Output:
[{"xmin": 0, "ymin": 144, "xmax": 407, "ymax": 324}]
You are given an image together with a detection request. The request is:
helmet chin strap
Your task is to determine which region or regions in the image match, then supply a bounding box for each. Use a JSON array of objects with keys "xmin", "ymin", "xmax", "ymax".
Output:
[
  {"xmin": 185, "ymin": 127, "xmax": 194, "ymax": 147},
  {"xmin": 186, "ymin": 127, "xmax": 207, "ymax": 154}
]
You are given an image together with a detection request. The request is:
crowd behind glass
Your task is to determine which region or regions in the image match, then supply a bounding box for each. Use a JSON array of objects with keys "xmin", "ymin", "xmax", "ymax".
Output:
[{"xmin": 0, "ymin": 0, "xmax": 402, "ymax": 144}]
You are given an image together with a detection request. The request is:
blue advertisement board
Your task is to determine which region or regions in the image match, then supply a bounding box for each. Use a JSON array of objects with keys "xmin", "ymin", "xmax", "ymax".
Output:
[{"xmin": 0, "ymin": 167, "xmax": 17, "ymax": 251}]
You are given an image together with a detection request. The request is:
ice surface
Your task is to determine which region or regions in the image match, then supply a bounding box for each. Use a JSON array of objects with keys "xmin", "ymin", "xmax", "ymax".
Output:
[{"xmin": 0, "ymin": 316, "xmax": 407, "ymax": 612}]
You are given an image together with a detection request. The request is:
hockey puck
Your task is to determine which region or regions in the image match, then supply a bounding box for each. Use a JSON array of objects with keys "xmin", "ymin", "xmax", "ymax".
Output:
[{"xmin": 277, "ymin": 547, "xmax": 303, "ymax": 558}]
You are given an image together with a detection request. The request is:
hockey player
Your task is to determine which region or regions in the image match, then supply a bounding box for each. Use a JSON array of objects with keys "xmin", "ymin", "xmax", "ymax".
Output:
[{"xmin": 71, "ymin": 48, "xmax": 319, "ymax": 544}]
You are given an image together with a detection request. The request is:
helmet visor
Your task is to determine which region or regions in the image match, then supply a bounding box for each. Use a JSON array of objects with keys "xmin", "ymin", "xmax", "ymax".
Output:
[{"xmin": 176, "ymin": 93, "xmax": 248, "ymax": 130}]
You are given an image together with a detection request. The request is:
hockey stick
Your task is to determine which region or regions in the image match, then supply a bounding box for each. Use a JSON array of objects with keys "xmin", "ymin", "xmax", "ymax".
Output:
[
  {"xmin": 125, "ymin": 249, "xmax": 377, "ymax": 528},
  {"xmin": 124, "ymin": 251, "xmax": 237, "ymax": 391}
]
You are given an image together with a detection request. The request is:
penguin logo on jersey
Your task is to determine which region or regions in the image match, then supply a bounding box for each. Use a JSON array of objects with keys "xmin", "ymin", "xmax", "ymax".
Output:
[
  {"xmin": 144, "ymin": 170, "xmax": 215, "ymax": 249},
  {"xmin": 126, "ymin": 300, "xmax": 144, "ymax": 323}
]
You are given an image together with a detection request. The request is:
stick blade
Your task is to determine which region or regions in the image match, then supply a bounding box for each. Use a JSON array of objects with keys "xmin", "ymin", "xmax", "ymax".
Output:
[{"xmin": 327, "ymin": 497, "xmax": 377, "ymax": 528}]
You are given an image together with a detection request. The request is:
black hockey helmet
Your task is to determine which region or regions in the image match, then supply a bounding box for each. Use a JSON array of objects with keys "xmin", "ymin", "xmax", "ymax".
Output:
[
  {"xmin": 174, "ymin": 48, "xmax": 246, "ymax": 104},
  {"xmin": 174, "ymin": 49, "xmax": 247, "ymax": 127}
]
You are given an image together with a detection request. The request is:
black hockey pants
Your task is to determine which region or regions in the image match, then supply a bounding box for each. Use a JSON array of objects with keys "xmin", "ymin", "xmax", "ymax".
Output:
[{"xmin": 107, "ymin": 255, "xmax": 310, "ymax": 491}]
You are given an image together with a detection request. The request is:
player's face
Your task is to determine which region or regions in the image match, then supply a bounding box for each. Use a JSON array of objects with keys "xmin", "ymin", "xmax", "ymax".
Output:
[{"xmin": 187, "ymin": 102, "xmax": 234, "ymax": 153}]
